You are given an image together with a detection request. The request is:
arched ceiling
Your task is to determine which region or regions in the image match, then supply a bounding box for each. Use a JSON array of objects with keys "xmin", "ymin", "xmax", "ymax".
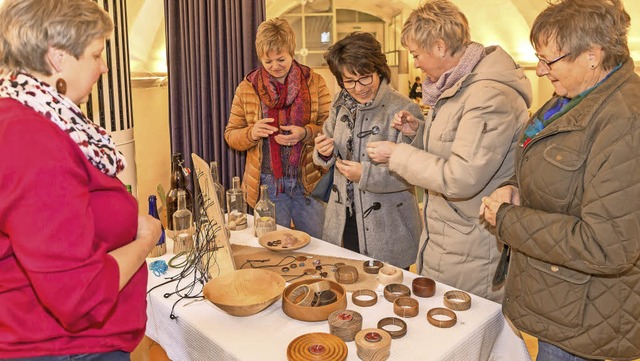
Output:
[{"xmin": 124, "ymin": 0, "xmax": 639, "ymax": 76}]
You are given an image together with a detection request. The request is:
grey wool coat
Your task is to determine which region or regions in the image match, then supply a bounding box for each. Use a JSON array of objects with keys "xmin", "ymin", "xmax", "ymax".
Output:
[
  {"xmin": 389, "ymin": 46, "xmax": 532, "ymax": 302},
  {"xmin": 313, "ymin": 81, "xmax": 423, "ymax": 268}
]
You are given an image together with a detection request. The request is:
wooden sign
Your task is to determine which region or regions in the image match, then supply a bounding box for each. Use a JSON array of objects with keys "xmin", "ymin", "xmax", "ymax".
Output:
[{"xmin": 191, "ymin": 153, "xmax": 236, "ymax": 277}]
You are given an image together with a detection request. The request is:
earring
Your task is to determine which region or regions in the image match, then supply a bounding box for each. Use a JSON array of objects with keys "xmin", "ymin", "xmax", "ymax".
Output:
[
  {"xmin": 441, "ymin": 53, "xmax": 445, "ymax": 59},
  {"xmin": 55, "ymin": 76, "xmax": 67, "ymax": 95},
  {"xmin": 590, "ymin": 64, "xmax": 596, "ymax": 69}
]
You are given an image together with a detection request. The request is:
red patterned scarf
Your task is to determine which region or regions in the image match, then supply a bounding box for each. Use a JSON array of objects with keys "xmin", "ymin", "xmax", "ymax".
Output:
[{"xmin": 248, "ymin": 60, "xmax": 311, "ymax": 189}]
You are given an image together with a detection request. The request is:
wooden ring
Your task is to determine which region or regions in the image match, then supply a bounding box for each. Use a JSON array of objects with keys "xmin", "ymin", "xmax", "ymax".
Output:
[
  {"xmin": 288, "ymin": 284, "xmax": 315, "ymax": 307},
  {"xmin": 335, "ymin": 265, "xmax": 359, "ymax": 284},
  {"xmin": 393, "ymin": 296, "xmax": 419, "ymax": 318},
  {"xmin": 427, "ymin": 307, "xmax": 457, "ymax": 328},
  {"xmin": 412, "ymin": 277, "xmax": 436, "ymax": 298},
  {"xmin": 308, "ymin": 280, "xmax": 332, "ymax": 294},
  {"xmin": 351, "ymin": 289, "xmax": 378, "ymax": 307},
  {"xmin": 443, "ymin": 290, "xmax": 472, "ymax": 311},
  {"xmin": 376, "ymin": 317, "xmax": 407, "ymax": 339},
  {"xmin": 377, "ymin": 265, "xmax": 403, "ymax": 286},
  {"xmin": 362, "ymin": 260, "xmax": 384, "ymax": 274},
  {"xmin": 383, "ymin": 283, "xmax": 411, "ymax": 303}
]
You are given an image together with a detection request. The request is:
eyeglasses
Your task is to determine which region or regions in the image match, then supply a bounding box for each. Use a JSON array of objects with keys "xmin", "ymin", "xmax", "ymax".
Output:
[
  {"xmin": 535, "ymin": 52, "xmax": 571, "ymax": 70},
  {"xmin": 342, "ymin": 74, "xmax": 374, "ymax": 89}
]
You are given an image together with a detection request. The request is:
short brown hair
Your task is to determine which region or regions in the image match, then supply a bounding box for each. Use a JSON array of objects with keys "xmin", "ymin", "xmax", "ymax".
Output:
[
  {"xmin": 0, "ymin": 0, "xmax": 113, "ymax": 75},
  {"xmin": 530, "ymin": 0, "xmax": 630, "ymax": 70},
  {"xmin": 255, "ymin": 18, "xmax": 296, "ymax": 58},
  {"xmin": 401, "ymin": 0, "xmax": 470, "ymax": 56},
  {"xmin": 324, "ymin": 32, "xmax": 391, "ymax": 87}
]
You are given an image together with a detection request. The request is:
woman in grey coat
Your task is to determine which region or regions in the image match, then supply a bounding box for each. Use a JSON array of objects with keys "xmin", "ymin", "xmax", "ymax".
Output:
[{"xmin": 313, "ymin": 32, "xmax": 423, "ymax": 269}]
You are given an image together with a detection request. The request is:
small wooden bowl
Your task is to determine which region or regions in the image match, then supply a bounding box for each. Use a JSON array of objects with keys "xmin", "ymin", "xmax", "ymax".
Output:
[
  {"xmin": 258, "ymin": 229, "xmax": 310, "ymax": 252},
  {"xmin": 203, "ymin": 269, "xmax": 285, "ymax": 317},
  {"xmin": 282, "ymin": 279, "xmax": 347, "ymax": 322}
]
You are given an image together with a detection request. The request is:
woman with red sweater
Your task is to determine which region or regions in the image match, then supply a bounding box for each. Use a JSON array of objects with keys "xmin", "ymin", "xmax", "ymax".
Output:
[{"xmin": 0, "ymin": 0, "xmax": 161, "ymax": 359}]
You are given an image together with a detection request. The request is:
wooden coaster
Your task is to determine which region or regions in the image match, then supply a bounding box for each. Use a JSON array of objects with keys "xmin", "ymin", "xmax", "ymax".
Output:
[{"xmin": 287, "ymin": 332, "xmax": 348, "ymax": 361}]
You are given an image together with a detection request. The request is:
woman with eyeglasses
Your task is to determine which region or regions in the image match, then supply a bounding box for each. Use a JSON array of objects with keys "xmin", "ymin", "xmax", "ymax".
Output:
[
  {"xmin": 480, "ymin": 0, "xmax": 640, "ymax": 360},
  {"xmin": 313, "ymin": 32, "xmax": 423, "ymax": 269},
  {"xmin": 366, "ymin": 0, "xmax": 532, "ymax": 302}
]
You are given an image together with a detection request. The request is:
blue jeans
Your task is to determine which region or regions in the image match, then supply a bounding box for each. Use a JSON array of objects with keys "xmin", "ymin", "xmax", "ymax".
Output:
[
  {"xmin": 537, "ymin": 341, "xmax": 601, "ymax": 361},
  {"xmin": 260, "ymin": 174, "xmax": 325, "ymax": 239},
  {"xmin": 3, "ymin": 351, "xmax": 129, "ymax": 361}
]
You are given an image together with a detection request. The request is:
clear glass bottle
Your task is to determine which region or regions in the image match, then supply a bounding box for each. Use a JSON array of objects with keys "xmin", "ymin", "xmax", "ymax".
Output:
[
  {"xmin": 209, "ymin": 161, "xmax": 225, "ymax": 214},
  {"xmin": 172, "ymin": 190, "xmax": 194, "ymax": 254},
  {"xmin": 226, "ymin": 176, "xmax": 247, "ymax": 230},
  {"xmin": 166, "ymin": 153, "xmax": 193, "ymax": 232},
  {"xmin": 254, "ymin": 184, "xmax": 277, "ymax": 237},
  {"xmin": 148, "ymin": 195, "xmax": 166, "ymax": 257}
]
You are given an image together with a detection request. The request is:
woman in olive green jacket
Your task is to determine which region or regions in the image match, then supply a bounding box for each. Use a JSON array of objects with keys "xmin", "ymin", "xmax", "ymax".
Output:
[{"xmin": 481, "ymin": 1, "xmax": 640, "ymax": 360}]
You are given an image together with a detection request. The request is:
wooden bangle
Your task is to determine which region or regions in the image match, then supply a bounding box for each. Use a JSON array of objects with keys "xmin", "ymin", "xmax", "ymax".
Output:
[
  {"xmin": 308, "ymin": 280, "xmax": 331, "ymax": 294},
  {"xmin": 412, "ymin": 277, "xmax": 436, "ymax": 298},
  {"xmin": 383, "ymin": 283, "xmax": 411, "ymax": 303},
  {"xmin": 427, "ymin": 307, "xmax": 457, "ymax": 328},
  {"xmin": 328, "ymin": 309, "xmax": 363, "ymax": 342},
  {"xmin": 362, "ymin": 260, "xmax": 383, "ymax": 274},
  {"xmin": 377, "ymin": 265, "xmax": 403, "ymax": 286},
  {"xmin": 351, "ymin": 289, "xmax": 378, "ymax": 307},
  {"xmin": 443, "ymin": 290, "xmax": 472, "ymax": 311},
  {"xmin": 355, "ymin": 328, "xmax": 392, "ymax": 361},
  {"xmin": 393, "ymin": 296, "xmax": 419, "ymax": 318},
  {"xmin": 376, "ymin": 317, "xmax": 407, "ymax": 339},
  {"xmin": 288, "ymin": 284, "xmax": 315, "ymax": 307},
  {"xmin": 335, "ymin": 265, "xmax": 359, "ymax": 284}
]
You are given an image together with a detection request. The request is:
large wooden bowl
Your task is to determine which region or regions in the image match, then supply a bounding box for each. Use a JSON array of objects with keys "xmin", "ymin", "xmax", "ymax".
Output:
[
  {"xmin": 203, "ymin": 269, "xmax": 285, "ymax": 317},
  {"xmin": 258, "ymin": 229, "xmax": 310, "ymax": 252},
  {"xmin": 282, "ymin": 279, "xmax": 347, "ymax": 322}
]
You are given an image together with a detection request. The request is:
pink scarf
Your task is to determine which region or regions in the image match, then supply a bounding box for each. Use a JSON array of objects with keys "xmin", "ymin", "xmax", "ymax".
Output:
[
  {"xmin": 423, "ymin": 42, "xmax": 485, "ymax": 106},
  {"xmin": 248, "ymin": 60, "xmax": 311, "ymax": 188}
]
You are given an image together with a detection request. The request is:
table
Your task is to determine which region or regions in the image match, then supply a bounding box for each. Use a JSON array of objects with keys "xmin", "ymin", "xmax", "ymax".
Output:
[{"xmin": 145, "ymin": 217, "xmax": 532, "ymax": 361}]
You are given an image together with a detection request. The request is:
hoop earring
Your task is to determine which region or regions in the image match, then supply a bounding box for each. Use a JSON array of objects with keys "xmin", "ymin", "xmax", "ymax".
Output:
[{"xmin": 55, "ymin": 76, "xmax": 67, "ymax": 95}]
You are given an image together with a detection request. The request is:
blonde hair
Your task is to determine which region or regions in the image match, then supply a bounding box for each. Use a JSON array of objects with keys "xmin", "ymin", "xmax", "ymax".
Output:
[
  {"xmin": 530, "ymin": 0, "xmax": 630, "ymax": 70},
  {"xmin": 0, "ymin": 0, "xmax": 112, "ymax": 75},
  {"xmin": 401, "ymin": 0, "xmax": 470, "ymax": 56},
  {"xmin": 255, "ymin": 17, "xmax": 296, "ymax": 58}
]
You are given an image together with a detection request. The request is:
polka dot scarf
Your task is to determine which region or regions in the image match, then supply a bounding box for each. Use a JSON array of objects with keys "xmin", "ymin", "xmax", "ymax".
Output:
[{"xmin": 0, "ymin": 72, "xmax": 126, "ymax": 177}]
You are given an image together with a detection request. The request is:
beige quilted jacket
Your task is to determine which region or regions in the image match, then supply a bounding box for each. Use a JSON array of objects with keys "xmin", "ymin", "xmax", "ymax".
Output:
[
  {"xmin": 496, "ymin": 59, "xmax": 640, "ymax": 360},
  {"xmin": 224, "ymin": 69, "xmax": 331, "ymax": 207}
]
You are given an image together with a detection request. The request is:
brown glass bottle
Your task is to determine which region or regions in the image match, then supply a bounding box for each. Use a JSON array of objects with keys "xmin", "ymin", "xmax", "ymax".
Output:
[{"xmin": 166, "ymin": 153, "xmax": 193, "ymax": 231}]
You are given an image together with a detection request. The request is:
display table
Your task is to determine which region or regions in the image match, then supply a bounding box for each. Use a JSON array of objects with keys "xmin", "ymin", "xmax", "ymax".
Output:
[{"xmin": 145, "ymin": 218, "xmax": 531, "ymax": 361}]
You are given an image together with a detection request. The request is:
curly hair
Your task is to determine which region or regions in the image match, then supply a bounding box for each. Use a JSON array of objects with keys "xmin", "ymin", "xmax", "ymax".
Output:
[
  {"xmin": 530, "ymin": 0, "xmax": 630, "ymax": 70},
  {"xmin": 323, "ymin": 32, "xmax": 391, "ymax": 87}
]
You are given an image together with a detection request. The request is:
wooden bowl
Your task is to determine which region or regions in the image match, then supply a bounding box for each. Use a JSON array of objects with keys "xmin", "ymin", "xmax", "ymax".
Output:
[
  {"xmin": 203, "ymin": 269, "xmax": 285, "ymax": 317},
  {"xmin": 258, "ymin": 229, "xmax": 310, "ymax": 252},
  {"xmin": 282, "ymin": 279, "xmax": 347, "ymax": 322}
]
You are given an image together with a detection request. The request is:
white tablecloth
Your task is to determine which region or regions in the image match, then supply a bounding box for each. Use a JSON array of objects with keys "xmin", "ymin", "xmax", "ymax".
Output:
[{"xmin": 145, "ymin": 218, "xmax": 531, "ymax": 361}]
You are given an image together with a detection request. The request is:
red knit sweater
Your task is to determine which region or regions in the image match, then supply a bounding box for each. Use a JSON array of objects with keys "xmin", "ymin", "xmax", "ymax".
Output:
[{"xmin": 0, "ymin": 98, "xmax": 146, "ymax": 357}]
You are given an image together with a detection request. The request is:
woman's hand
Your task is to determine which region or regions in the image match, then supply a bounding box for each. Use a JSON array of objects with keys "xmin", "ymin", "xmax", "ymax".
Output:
[
  {"xmin": 480, "ymin": 185, "xmax": 521, "ymax": 226},
  {"xmin": 366, "ymin": 141, "xmax": 396, "ymax": 164},
  {"xmin": 392, "ymin": 110, "xmax": 419, "ymax": 136},
  {"xmin": 275, "ymin": 125, "xmax": 306, "ymax": 147},
  {"xmin": 336, "ymin": 159, "xmax": 362, "ymax": 182},
  {"xmin": 314, "ymin": 133, "xmax": 334, "ymax": 157},
  {"xmin": 250, "ymin": 118, "xmax": 278, "ymax": 140}
]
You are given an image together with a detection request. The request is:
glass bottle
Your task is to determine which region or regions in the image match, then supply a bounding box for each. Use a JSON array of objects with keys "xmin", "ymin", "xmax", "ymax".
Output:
[
  {"xmin": 166, "ymin": 153, "xmax": 193, "ymax": 232},
  {"xmin": 254, "ymin": 184, "xmax": 276, "ymax": 237},
  {"xmin": 148, "ymin": 195, "xmax": 166, "ymax": 257},
  {"xmin": 210, "ymin": 161, "xmax": 225, "ymax": 214},
  {"xmin": 172, "ymin": 190, "xmax": 194, "ymax": 254},
  {"xmin": 226, "ymin": 176, "xmax": 247, "ymax": 230}
]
